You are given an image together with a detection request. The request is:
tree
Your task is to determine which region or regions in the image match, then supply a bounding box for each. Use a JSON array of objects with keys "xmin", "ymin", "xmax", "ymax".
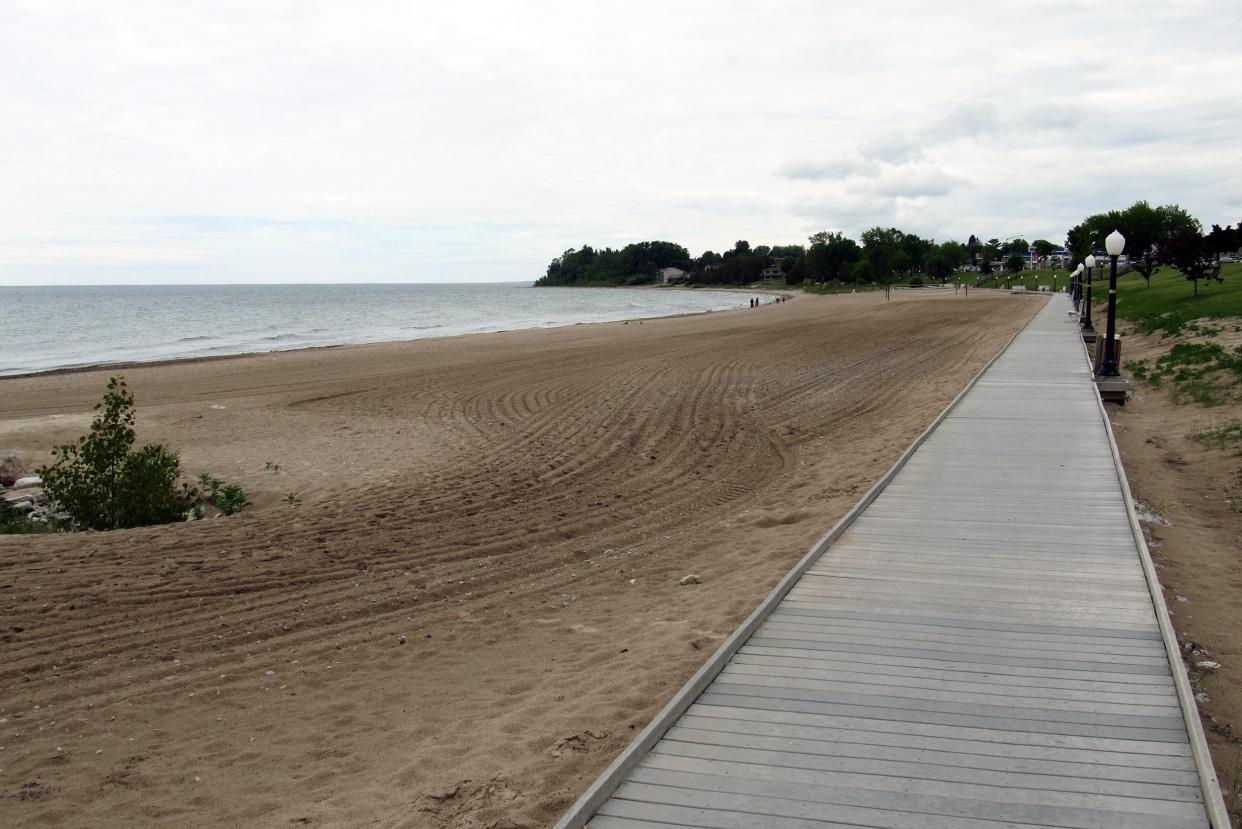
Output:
[
  {"xmin": 805, "ymin": 231, "xmax": 860, "ymax": 282},
  {"xmin": 1160, "ymin": 227, "xmax": 1222, "ymax": 296},
  {"xmin": 1032, "ymin": 240, "xmax": 1056, "ymax": 258},
  {"xmin": 1206, "ymin": 223, "xmax": 1240, "ymax": 263},
  {"xmin": 37, "ymin": 377, "xmax": 197, "ymax": 530},
  {"xmin": 965, "ymin": 234, "xmax": 981, "ymax": 267},
  {"xmin": 1006, "ymin": 253, "xmax": 1025, "ymax": 274},
  {"xmin": 979, "ymin": 241, "xmax": 998, "ymax": 276},
  {"xmin": 926, "ymin": 241, "xmax": 967, "ymax": 282},
  {"xmin": 860, "ymin": 227, "xmax": 909, "ymax": 282},
  {"xmin": 1115, "ymin": 201, "xmax": 1165, "ymax": 287}
]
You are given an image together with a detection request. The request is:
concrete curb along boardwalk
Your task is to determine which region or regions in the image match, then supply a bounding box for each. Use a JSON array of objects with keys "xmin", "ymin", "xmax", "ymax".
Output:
[{"xmin": 557, "ymin": 295, "xmax": 1228, "ymax": 829}]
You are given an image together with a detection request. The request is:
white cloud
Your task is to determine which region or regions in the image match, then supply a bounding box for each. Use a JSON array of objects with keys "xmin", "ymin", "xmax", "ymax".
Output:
[{"xmin": 0, "ymin": 0, "xmax": 1240, "ymax": 283}]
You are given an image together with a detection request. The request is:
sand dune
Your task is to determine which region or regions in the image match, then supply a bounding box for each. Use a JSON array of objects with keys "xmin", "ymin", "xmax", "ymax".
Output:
[{"xmin": 0, "ymin": 291, "xmax": 1040, "ymax": 828}]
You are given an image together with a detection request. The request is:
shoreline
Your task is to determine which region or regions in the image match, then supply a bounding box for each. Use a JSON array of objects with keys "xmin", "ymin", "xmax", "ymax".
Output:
[{"xmin": 2, "ymin": 287, "xmax": 786, "ymax": 381}]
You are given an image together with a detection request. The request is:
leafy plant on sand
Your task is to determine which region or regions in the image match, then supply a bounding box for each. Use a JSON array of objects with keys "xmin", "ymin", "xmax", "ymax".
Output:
[
  {"xmin": 1126, "ymin": 342, "xmax": 1242, "ymax": 406},
  {"xmin": 282, "ymin": 491, "xmax": 301, "ymax": 505},
  {"xmin": 37, "ymin": 377, "xmax": 198, "ymax": 530},
  {"xmin": 215, "ymin": 483, "xmax": 251, "ymax": 516}
]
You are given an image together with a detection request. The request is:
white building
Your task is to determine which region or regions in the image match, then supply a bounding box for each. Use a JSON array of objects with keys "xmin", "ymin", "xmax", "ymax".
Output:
[{"xmin": 657, "ymin": 267, "xmax": 688, "ymax": 284}]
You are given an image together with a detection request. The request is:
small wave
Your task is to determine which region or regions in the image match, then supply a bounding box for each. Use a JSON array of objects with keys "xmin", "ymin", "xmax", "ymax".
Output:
[
  {"xmin": 260, "ymin": 333, "xmax": 306, "ymax": 342},
  {"xmin": 176, "ymin": 335, "xmax": 214, "ymax": 343}
]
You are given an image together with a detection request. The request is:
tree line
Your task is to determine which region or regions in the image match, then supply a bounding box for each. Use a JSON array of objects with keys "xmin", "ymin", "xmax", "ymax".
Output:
[
  {"xmin": 1067, "ymin": 201, "xmax": 1239, "ymax": 295},
  {"xmin": 535, "ymin": 232, "xmax": 1047, "ymax": 288},
  {"xmin": 535, "ymin": 205, "xmax": 1240, "ymax": 290}
]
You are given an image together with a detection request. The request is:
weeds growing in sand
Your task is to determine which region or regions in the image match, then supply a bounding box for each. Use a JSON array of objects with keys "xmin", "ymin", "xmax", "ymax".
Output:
[
  {"xmin": 214, "ymin": 484, "xmax": 250, "ymax": 515},
  {"xmin": 282, "ymin": 492, "xmax": 301, "ymax": 505},
  {"xmin": 197, "ymin": 473, "xmax": 222, "ymax": 500},
  {"xmin": 1188, "ymin": 420, "xmax": 1242, "ymax": 454},
  {"xmin": 265, "ymin": 461, "xmax": 281, "ymax": 473},
  {"xmin": 1125, "ymin": 342, "xmax": 1242, "ymax": 406},
  {"xmin": 0, "ymin": 501, "xmax": 56, "ymax": 534},
  {"xmin": 194, "ymin": 473, "xmax": 250, "ymax": 516}
]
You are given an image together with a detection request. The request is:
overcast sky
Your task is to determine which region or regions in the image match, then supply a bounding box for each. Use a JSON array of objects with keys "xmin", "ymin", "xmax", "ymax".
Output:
[{"xmin": 2, "ymin": 0, "xmax": 1240, "ymax": 285}]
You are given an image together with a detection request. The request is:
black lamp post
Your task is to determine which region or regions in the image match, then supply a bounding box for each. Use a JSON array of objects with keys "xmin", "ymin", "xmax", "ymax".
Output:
[
  {"xmin": 1081, "ymin": 254, "xmax": 1096, "ymax": 339},
  {"xmin": 1072, "ymin": 264, "xmax": 1083, "ymax": 309},
  {"xmin": 1098, "ymin": 230, "xmax": 1126, "ymax": 376}
]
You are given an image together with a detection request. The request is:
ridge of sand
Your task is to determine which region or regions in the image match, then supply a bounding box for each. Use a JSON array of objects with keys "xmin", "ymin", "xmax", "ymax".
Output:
[{"xmin": 0, "ymin": 291, "xmax": 1040, "ymax": 827}]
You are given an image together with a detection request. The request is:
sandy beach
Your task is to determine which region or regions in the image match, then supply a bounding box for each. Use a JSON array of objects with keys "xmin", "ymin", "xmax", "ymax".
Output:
[{"xmin": 0, "ymin": 291, "xmax": 1041, "ymax": 828}]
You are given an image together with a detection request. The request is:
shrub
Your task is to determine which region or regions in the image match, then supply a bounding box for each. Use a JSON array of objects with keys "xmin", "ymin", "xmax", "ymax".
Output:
[
  {"xmin": 37, "ymin": 377, "xmax": 197, "ymax": 530},
  {"xmin": 215, "ymin": 484, "xmax": 250, "ymax": 516}
]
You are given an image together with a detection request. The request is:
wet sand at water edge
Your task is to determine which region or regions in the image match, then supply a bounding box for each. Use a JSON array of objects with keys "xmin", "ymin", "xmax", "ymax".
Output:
[{"xmin": 0, "ymin": 291, "xmax": 1041, "ymax": 828}]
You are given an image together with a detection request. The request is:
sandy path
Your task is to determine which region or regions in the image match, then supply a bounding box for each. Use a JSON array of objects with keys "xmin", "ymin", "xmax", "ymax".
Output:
[{"xmin": 0, "ymin": 291, "xmax": 1041, "ymax": 828}]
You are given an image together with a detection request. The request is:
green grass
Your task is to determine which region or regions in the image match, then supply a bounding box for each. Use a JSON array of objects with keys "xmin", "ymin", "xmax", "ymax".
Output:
[
  {"xmin": 952, "ymin": 268, "xmax": 1073, "ymax": 292},
  {"xmin": 1111, "ymin": 263, "xmax": 1242, "ymax": 336},
  {"xmin": 0, "ymin": 501, "xmax": 55, "ymax": 534},
  {"xmin": 1188, "ymin": 420, "xmax": 1242, "ymax": 455},
  {"xmin": 1126, "ymin": 340, "xmax": 1242, "ymax": 406}
]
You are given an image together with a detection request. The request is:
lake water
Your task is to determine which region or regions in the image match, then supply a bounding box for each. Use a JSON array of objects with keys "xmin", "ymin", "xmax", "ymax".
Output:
[{"xmin": 0, "ymin": 283, "xmax": 752, "ymax": 376}]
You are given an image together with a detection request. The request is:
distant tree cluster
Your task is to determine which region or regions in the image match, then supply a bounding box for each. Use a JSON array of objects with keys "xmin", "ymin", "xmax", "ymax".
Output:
[
  {"xmin": 538, "ymin": 229, "xmax": 981, "ymax": 288},
  {"xmin": 1067, "ymin": 202, "xmax": 1239, "ymax": 295},
  {"xmin": 536, "ymin": 241, "xmax": 691, "ymax": 286},
  {"xmin": 537, "ymin": 205, "xmax": 1241, "ymax": 292}
]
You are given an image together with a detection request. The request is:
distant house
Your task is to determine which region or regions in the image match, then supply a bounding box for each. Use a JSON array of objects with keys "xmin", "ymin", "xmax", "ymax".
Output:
[
  {"xmin": 657, "ymin": 267, "xmax": 688, "ymax": 284},
  {"xmin": 760, "ymin": 264, "xmax": 783, "ymax": 279}
]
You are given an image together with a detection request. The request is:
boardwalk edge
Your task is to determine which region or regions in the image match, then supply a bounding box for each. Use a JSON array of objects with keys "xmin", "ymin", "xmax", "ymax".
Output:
[
  {"xmin": 1083, "ymin": 331, "xmax": 1232, "ymax": 827},
  {"xmin": 554, "ymin": 295, "xmax": 1049, "ymax": 829}
]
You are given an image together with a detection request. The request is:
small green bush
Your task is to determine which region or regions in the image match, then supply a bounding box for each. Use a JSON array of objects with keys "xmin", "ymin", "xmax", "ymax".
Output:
[
  {"xmin": 37, "ymin": 377, "xmax": 197, "ymax": 530},
  {"xmin": 215, "ymin": 484, "xmax": 250, "ymax": 516}
]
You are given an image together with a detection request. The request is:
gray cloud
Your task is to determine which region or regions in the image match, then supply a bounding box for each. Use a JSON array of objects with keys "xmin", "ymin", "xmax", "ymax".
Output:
[
  {"xmin": 858, "ymin": 135, "xmax": 925, "ymax": 164},
  {"xmin": 872, "ymin": 168, "xmax": 968, "ymax": 198},
  {"xmin": 923, "ymin": 102, "xmax": 1001, "ymax": 142},
  {"xmin": 776, "ymin": 157, "xmax": 879, "ymax": 182}
]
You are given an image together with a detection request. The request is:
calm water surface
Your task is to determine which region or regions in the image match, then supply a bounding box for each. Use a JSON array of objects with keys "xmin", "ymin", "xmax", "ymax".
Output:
[{"xmin": 0, "ymin": 283, "xmax": 751, "ymax": 376}]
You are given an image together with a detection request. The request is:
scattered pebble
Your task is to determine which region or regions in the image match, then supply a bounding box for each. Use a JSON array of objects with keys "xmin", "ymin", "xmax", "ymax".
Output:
[
  {"xmin": 1175, "ymin": 595, "xmax": 1188, "ymax": 603},
  {"xmin": 1196, "ymin": 660, "xmax": 1221, "ymax": 671},
  {"xmin": 679, "ymin": 574, "xmax": 702, "ymax": 586},
  {"xmin": 264, "ymin": 670, "xmax": 275, "ymax": 677},
  {"xmin": 398, "ymin": 635, "xmax": 408, "ymax": 645}
]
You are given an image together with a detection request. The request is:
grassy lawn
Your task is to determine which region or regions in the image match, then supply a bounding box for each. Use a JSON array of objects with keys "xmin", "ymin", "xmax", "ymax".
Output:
[
  {"xmin": 1112, "ymin": 263, "xmax": 1242, "ymax": 336},
  {"xmin": 954, "ymin": 268, "xmax": 1072, "ymax": 291},
  {"xmin": 1109, "ymin": 263, "xmax": 1242, "ymax": 406}
]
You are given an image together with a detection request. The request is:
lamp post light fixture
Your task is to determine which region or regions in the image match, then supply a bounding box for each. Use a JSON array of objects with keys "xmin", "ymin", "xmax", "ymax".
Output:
[
  {"xmin": 1072, "ymin": 264, "xmax": 1083, "ymax": 309},
  {"xmin": 1081, "ymin": 255, "xmax": 1097, "ymax": 342},
  {"xmin": 1099, "ymin": 230, "xmax": 1126, "ymax": 376}
]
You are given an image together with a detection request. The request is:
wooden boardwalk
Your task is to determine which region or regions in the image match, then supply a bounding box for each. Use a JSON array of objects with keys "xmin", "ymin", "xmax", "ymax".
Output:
[{"xmin": 557, "ymin": 296, "xmax": 1228, "ymax": 829}]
